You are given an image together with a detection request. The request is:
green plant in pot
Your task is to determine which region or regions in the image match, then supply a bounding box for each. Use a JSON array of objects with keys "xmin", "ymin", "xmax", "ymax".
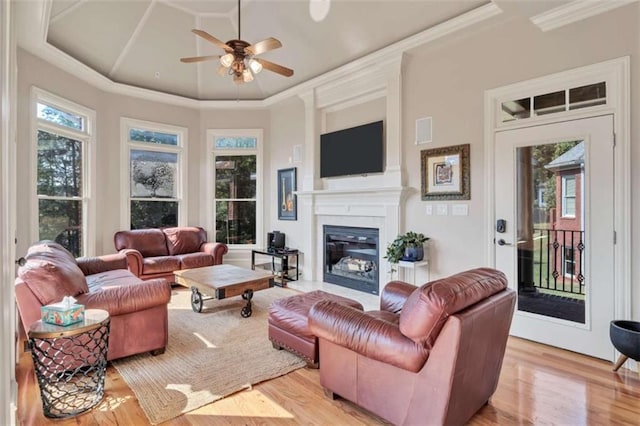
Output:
[
  {"xmin": 384, "ymin": 231, "xmax": 429, "ymax": 271},
  {"xmin": 401, "ymin": 231, "xmax": 429, "ymax": 261}
]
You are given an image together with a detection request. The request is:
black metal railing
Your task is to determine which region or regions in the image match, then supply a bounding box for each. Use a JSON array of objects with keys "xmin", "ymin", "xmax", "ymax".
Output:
[{"xmin": 532, "ymin": 227, "xmax": 585, "ymax": 295}]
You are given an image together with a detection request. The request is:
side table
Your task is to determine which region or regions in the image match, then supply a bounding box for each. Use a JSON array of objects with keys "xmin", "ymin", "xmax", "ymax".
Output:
[
  {"xmin": 251, "ymin": 248, "xmax": 299, "ymax": 286},
  {"xmin": 397, "ymin": 260, "xmax": 430, "ymax": 285},
  {"xmin": 28, "ymin": 309, "xmax": 110, "ymax": 418}
]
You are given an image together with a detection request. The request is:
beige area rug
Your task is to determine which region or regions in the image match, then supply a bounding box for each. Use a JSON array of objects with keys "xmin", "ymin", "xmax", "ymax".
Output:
[{"xmin": 112, "ymin": 286, "xmax": 306, "ymax": 425}]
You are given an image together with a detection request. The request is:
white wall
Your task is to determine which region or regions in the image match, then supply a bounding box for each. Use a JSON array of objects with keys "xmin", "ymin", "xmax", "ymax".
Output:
[
  {"xmin": 325, "ymin": 97, "xmax": 385, "ymax": 133},
  {"xmin": 267, "ymin": 97, "xmax": 304, "ymax": 257},
  {"xmin": 400, "ymin": 5, "xmax": 639, "ymax": 316}
]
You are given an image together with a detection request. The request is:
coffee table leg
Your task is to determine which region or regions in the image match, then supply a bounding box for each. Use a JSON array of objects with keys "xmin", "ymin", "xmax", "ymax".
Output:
[
  {"xmin": 241, "ymin": 289, "xmax": 254, "ymax": 318},
  {"xmin": 191, "ymin": 287, "xmax": 204, "ymax": 313}
]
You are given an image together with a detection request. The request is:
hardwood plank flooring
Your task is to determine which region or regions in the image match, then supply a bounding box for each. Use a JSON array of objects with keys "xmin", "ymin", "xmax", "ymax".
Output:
[{"xmin": 17, "ymin": 337, "xmax": 640, "ymax": 425}]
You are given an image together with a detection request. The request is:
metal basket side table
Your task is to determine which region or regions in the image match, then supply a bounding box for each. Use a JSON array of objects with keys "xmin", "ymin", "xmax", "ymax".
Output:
[{"xmin": 28, "ymin": 309, "xmax": 110, "ymax": 419}]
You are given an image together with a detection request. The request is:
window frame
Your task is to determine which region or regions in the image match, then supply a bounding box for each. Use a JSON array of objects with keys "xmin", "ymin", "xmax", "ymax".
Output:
[
  {"xmin": 561, "ymin": 175, "xmax": 577, "ymax": 218},
  {"xmin": 206, "ymin": 129, "xmax": 263, "ymax": 250},
  {"xmin": 31, "ymin": 87, "xmax": 96, "ymax": 257},
  {"xmin": 120, "ymin": 117, "xmax": 187, "ymax": 230}
]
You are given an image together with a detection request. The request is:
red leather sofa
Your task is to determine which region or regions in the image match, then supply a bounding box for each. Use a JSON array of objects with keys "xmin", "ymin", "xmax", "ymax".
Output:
[
  {"xmin": 309, "ymin": 267, "xmax": 516, "ymax": 425},
  {"xmin": 114, "ymin": 226, "xmax": 227, "ymax": 281},
  {"xmin": 15, "ymin": 241, "xmax": 171, "ymax": 361}
]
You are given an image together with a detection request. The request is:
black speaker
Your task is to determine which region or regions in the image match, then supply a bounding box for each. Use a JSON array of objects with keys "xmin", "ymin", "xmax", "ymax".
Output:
[
  {"xmin": 272, "ymin": 231, "xmax": 286, "ymax": 249},
  {"xmin": 266, "ymin": 232, "xmax": 274, "ymax": 249}
]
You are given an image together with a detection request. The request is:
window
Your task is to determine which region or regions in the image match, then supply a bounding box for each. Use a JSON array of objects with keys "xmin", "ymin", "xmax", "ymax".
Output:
[
  {"xmin": 33, "ymin": 88, "xmax": 95, "ymax": 257},
  {"xmin": 561, "ymin": 176, "xmax": 576, "ymax": 217},
  {"xmin": 501, "ymin": 81, "xmax": 607, "ymax": 123},
  {"xmin": 121, "ymin": 118, "xmax": 186, "ymax": 229},
  {"xmin": 208, "ymin": 130, "xmax": 263, "ymax": 247},
  {"xmin": 563, "ymin": 247, "xmax": 575, "ymax": 276}
]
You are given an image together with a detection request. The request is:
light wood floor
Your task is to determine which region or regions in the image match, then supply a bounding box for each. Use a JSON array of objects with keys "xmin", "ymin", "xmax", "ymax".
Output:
[{"xmin": 17, "ymin": 337, "xmax": 640, "ymax": 425}]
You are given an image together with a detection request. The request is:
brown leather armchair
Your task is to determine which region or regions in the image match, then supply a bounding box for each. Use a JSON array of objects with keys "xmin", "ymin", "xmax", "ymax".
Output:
[
  {"xmin": 15, "ymin": 241, "xmax": 171, "ymax": 361},
  {"xmin": 308, "ymin": 267, "xmax": 516, "ymax": 426}
]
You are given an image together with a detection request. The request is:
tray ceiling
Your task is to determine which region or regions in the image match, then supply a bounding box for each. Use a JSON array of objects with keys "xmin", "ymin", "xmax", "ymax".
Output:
[{"xmin": 18, "ymin": 0, "xmax": 576, "ymax": 101}]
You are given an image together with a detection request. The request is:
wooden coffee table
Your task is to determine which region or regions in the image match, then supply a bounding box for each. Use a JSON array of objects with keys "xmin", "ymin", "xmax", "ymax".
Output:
[{"xmin": 174, "ymin": 264, "xmax": 274, "ymax": 317}]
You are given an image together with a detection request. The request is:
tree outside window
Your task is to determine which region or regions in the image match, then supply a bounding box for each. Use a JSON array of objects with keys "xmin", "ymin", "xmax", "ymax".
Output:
[
  {"xmin": 124, "ymin": 119, "xmax": 185, "ymax": 230},
  {"xmin": 35, "ymin": 94, "xmax": 92, "ymax": 257}
]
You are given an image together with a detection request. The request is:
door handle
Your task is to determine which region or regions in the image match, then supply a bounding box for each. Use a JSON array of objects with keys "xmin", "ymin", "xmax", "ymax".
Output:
[
  {"xmin": 496, "ymin": 239, "xmax": 512, "ymax": 246},
  {"xmin": 15, "ymin": 257, "xmax": 26, "ymax": 266}
]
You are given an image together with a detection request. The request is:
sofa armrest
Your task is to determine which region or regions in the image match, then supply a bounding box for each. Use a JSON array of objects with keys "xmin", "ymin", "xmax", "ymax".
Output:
[
  {"xmin": 380, "ymin": 280, "xmax": 418, "ymax": 313},
  {"xmin": 76, "ymin": 253, "xmax": 128, "ymax": 276},
  {"xmin": 309, "ymin": 300, "xmax": 428, "ymax": 372},
  {"xmin": 76, "ymin": 278, "xmax": 171, "ymax": 317},
  {"xmin": 200, "ymin": 242, "xmax": 228, "ymax": 264},
  {"xmin": 119, "ymin": 249, "xmax": 143, "ymax": 277}
]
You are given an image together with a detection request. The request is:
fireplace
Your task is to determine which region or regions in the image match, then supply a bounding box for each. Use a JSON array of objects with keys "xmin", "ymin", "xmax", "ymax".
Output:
[{"xmin": 323, "ymin": 225, "xmax": 379, "ymax": 295}]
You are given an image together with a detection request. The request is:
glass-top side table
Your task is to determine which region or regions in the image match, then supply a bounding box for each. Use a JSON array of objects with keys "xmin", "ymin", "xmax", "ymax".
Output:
[{"xmin": 28, "ymin": 308, "xmax": 110, "ymax": 418}]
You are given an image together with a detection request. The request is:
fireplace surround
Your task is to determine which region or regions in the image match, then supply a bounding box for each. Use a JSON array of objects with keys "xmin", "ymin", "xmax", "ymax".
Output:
[
  {"xmin": 296, "ymin": 187, "xmax": 406, "ymax": 295},
  {"xmin": 324, "ymin": 225, "xmax": 379, "ymax": 295}
]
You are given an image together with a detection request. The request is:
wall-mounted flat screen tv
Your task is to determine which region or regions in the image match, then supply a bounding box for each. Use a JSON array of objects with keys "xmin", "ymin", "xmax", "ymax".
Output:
[{"xmin": 320, "ymin": 120, "xmax": 384, "ymax": 178}]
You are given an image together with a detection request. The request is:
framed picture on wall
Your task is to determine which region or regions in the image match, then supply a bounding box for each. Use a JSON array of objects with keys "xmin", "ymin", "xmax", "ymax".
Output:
[
  {"xmin": 421, "ymin": 144, "xmax": 470, "ymax": 200},
  {"xmin": 278, "ymin": 167, "xmax": 297, "ymax": 220}
]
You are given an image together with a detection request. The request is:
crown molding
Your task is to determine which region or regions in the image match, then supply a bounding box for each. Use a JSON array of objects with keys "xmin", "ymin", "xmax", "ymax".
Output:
[
  {"xmin": 20, "ymin": 1, "xmax": 503, "ymax": 110},
  {"xmin": 531, "ymin": 0, "xmax": 637, "ymax": 32}
]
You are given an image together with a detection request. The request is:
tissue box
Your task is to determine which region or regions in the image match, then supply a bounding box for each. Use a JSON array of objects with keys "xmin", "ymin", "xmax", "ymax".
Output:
[{"xmin": 41, "ymin": 302, "xmax": 85, "ymax": 326}]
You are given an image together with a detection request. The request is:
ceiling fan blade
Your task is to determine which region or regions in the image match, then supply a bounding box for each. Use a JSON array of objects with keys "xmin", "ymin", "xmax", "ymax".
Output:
[
  {"xmin": 180, "ymin": 55, "xmax": 220, "ymax": 63},
  {"xmin": 254, "ymin": 58, "xmax": 294, "ymax": 77},
  {"xmin": 191, "ymin": 29, "xmax": 233, "ymax": 52},
  {"xmin": 245, "ymin": 37, "xmax": 282, "ymax": 56}
]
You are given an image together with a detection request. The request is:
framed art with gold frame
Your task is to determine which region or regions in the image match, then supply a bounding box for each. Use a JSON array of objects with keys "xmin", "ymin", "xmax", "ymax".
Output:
[{"xmin": 421, "ymin": 144, "xmax": 470, "ymax": 200}]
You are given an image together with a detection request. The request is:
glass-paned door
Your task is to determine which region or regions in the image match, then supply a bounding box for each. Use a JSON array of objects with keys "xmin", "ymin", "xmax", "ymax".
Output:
[{"xmin": 495, "ymin": 115, "xmax": 614, "ymax": 360}]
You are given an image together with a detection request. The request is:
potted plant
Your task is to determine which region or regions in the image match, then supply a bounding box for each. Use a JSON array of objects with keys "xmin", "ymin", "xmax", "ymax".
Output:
[
  {"xmin": 401, "ymin": 231, "xmax": 429, "ymax": 261},
  {"xmin": 384, "ymin": 231, "xmax": 429, "ymax": 273}
]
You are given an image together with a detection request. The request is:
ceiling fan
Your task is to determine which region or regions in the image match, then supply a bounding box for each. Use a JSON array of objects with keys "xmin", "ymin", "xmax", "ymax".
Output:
[{"xmin": 180, "ymin": 0, "xmax": 294, "ymax": 84}]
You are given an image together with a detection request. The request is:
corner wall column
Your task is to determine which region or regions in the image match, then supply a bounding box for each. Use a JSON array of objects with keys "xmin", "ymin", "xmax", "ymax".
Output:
[
  {"xmin": 297, "ymin": 90, "xmax": 321, "ymax": 280},
  {"xmin": 383, "ymin": 54, "xmax": 404, "ymax": 192}
]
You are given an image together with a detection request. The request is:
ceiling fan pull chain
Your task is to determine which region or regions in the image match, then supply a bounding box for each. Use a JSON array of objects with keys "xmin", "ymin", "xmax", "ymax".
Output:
[{"xmin": 238, "ymin": 0, "xmax": 241, "ymax": 40}]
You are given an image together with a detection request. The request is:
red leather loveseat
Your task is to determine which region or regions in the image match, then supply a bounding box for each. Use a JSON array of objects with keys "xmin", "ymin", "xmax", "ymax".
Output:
[
  {"xmin": 15, "ymin": 241, "xmax": 171, "ymax": 361},
  {"xmin": 114, "ymin": 226, "xmax": 227, "ymax": 281}
]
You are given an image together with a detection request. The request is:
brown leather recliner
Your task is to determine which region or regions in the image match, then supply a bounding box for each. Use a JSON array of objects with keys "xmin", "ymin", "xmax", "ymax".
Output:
[
  {"xmin": 15, "ymin": 241, "xmax": 171, "ymax": 361},
  {"xmin": 308, "ymin": 267, "xmax": 516, "ymax": 426}
]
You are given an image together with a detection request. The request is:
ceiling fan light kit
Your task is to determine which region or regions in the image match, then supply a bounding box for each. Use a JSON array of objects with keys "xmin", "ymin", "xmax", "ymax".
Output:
[{"xmin": 180, "ymin": 0, "xmax": 293, "ymax": 85}]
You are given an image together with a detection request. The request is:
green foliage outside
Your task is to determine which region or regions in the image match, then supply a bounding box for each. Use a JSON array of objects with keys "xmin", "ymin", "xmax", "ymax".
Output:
[
  {"xmin": 215, "ymin": 155, "xmax": 257, "ymax": 244},
  {"xmin": 37, "ymin": 130, "xmax": 82, "ymax": 257},
  {"xmin": 531, "ymin": 141, "xmax": 579, "ymax": 210}
]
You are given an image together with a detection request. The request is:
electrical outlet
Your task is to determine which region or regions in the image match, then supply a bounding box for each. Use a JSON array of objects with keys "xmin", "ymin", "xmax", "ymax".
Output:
[
  {"xmin": 436, "ymin": 204, "xmax": 448, "ymax": 216},
  {"xmin": 425, "ymin": 205, "xmax": 433, "ymax": 215}
]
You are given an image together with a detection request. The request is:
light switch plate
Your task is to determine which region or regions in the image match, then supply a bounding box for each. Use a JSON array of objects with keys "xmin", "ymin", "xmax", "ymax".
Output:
[
  {"xmin": 452, "ymin": 204, "xmax": 468, "ymax": 216},
  {"xmin": 436, "ymin": 204, "xmax": 448, "ymax": 216},
  {"xmin": 425, "ymin": 205, "xmax": 433, "ymax": 215}
]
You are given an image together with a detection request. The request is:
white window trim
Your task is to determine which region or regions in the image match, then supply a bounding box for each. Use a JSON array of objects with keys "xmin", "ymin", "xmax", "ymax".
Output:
[
  {"xmin": 561, "ymin": 175, "xmax": 576, "ymax": 218},
  {"xmin": 120, "ymin": 117, "xmax": 188, "ymax": 230},
  {"xmin": 206, "ymin": 129, "xmax": 263, "ymax": 251},
  {"xmin": 30, "ymin": 86, "xmax": 96, "ymax": 256}
]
